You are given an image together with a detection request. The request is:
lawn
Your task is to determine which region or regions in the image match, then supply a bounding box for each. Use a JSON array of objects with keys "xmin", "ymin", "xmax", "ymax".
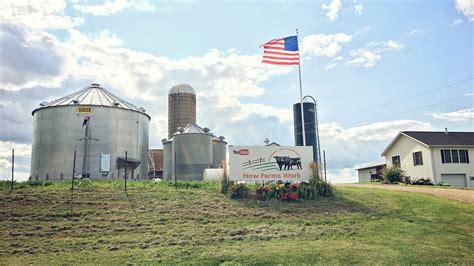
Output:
[{"xmin": 0, "ymin": 180, "xmax": 473, "ymax": 264}]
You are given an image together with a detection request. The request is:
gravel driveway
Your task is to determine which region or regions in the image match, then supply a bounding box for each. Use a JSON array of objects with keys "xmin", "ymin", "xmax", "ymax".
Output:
[{"xmin": 337, "ymin": 183, "xmax": 474, "ymax": 205}]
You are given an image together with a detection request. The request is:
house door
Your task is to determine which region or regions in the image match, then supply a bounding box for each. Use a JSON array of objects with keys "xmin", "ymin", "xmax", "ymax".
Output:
[{"xmin": 441, "ymin": 174, "xmax": 467, "ymax": 188}]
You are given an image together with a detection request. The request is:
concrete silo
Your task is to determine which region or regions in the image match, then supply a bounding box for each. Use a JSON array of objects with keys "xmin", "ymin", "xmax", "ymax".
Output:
[
  {"xmin": 171, "ymin": 124, "xmax": 212, "ymax": 181},
  {"xmin": 212, "ymin": 136, "xmax": 227, "ymax": 168},
  {"xmin": 30, "ymin": 83, "xmax": 150, "ymax": 180},
  {"xmin": 168, "ymin": 84, "xmax": 196, "ymax": 139}
]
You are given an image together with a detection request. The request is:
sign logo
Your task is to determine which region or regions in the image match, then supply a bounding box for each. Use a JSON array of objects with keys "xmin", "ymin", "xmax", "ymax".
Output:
[
  {"xmin": 76, "ymin": 106, "xmax": 94, "ymax": 114},
  {"xmin": 239, "ymin": 149, "xmax": 249, "ymax": 155}
]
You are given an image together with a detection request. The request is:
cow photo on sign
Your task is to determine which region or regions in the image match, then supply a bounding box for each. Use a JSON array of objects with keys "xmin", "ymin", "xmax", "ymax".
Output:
[{"xmin": 229, "ymin": 146, "xmax": 313, "ymax": 182}]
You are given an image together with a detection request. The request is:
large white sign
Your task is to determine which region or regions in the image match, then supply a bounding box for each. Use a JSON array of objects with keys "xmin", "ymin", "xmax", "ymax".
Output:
[{"xmin": 229, "ymin": 146, "xmax": 313, "ymax": 181}]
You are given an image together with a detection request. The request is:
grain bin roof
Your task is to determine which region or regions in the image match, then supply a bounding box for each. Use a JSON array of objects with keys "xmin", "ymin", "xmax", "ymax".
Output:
[
  {"xmin": 168, "ymin": 84, "xmax": 195, "ymax": 95},
  {"xmin": 32, "ymin": 83, "xmax": 150, "ymax": 119},
  {"xmin": 172, "ymin": 123, "xmax": 211, "ymax": 137}
]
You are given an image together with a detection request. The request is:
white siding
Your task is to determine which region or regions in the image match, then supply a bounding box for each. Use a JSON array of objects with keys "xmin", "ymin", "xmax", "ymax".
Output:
[
  {"xmin": 358, "ymin": 167, "xmax": 377, "ymax": 182},
  {"xmin": 384, "ymin": 135, "xmax": 434, "ymax": 181},
  {"xmin": 431, "ymin": 147, "xmax": 474, "ymax": 187}
]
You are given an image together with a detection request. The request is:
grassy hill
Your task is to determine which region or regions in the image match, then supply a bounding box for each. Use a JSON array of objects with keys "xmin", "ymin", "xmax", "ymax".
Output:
[{"xmin": 0, "ymin": 181, "xmax": 473, "ymax": 264}]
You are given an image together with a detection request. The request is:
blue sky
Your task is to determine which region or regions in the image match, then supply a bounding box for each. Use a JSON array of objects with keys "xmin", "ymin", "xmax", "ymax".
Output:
[{"xmin": 0, "ymin": 0, "xmax": 472, "ymax": 182}]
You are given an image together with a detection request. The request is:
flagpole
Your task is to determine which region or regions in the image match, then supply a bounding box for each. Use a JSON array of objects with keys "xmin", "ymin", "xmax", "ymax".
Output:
[{"xmin": 296, "ymin": 29, "xmax": 306, "ymax": 147}]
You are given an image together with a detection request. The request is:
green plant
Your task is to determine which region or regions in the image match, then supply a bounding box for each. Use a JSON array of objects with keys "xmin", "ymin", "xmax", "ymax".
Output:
[
  {"xmin": 437, "ymin": 182, "xmax": 450, "ymax": 187},
  {"xmin": 255, "ymin": 186, "xmax": 272, "ymax": 201},
  {"xmin": 403, "ymin": 175, "xmax": 412, "ymax": 185},
  {"xmin": 382, "ymin": 166, "xmax": 405, "ymax": 184},
  {"xmin": 412, "ymin": 178, "xmax": 434, "ymax": 186},
  {"xmin": 229, "ymin": 182, "xmax": 249, "ymax": 199}
]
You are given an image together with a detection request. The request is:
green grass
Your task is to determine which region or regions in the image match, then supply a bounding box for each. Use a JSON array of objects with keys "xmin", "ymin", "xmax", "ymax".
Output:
[{"xmin": 0, "ymin": 181, "xmax": 473, "ymax": 264}]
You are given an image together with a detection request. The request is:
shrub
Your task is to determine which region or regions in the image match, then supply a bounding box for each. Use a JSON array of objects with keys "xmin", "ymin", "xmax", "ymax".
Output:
[
  {"xmin": 412, "ymin": 178, "xmax": 433, "ymax": 186},
  {"xmin": 403, "ymin": 175, "xmax": 411, "ymax": 185},
  {"xmin": 229, "ymin": 182, "xmax": 249, "ymax": 199},
  {"xmin": 382, "ymin": 166, "xmax": 405, "ymax": 184},
  {"xmin": 255, "ymin": 180, "xmax": 333, "ymax": 201},
  {"xmin": 437, "ymin": 182, "xmax": 450, "ymax": 187},
  {"xmin": 255, "ymin": 186, "xmax": 271, "ymax": 201}
]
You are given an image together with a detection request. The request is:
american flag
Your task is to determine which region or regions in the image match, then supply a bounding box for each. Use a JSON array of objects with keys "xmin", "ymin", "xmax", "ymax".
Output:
[{"xmin": 260, "ymin": 35, "xmax": 300, "ymax": 65}]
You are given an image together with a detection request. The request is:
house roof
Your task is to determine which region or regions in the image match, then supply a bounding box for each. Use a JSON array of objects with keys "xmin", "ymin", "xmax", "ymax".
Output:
[
  {"xmin": 381, "ymin": 131, "xmax": 474, "ymax": 156},
  {"xmin": 402, "ymin": 131, "xmax": 474, "ymax": 146},
  {"xmin": 355, "ymin": 163, "xmax": 386, "ymax": 171}
]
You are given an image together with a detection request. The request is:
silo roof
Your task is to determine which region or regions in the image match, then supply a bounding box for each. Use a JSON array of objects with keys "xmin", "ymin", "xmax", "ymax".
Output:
[
  {"xmin": 32, "ymin": 84, "xmax": 150, "ymax": 118},
  {"xmin": 172, "ymin": 123, "xmax": 210, "ymax": 136},
  {"xmin": 168, "ymin": 84, "xmax": 196, "ymax": 95}
]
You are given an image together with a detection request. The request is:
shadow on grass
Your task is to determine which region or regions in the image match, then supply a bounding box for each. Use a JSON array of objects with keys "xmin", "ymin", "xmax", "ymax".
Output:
[{"xmin": 235, "ymin": 191, "xmax": 375, "ymax": 216}]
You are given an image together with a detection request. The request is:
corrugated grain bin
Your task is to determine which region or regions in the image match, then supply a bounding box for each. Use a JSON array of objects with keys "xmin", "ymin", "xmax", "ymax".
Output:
[
  {"xmin": 30, "ymin": 84, "xmax": 150, "ymax": 180},
  {"xmin": 171, "ymin": 124, "xmax": 212, "ymax": 181},
  {"xmin": 212, "ymin": 136, "xmax": 227, "ymax": 168}
]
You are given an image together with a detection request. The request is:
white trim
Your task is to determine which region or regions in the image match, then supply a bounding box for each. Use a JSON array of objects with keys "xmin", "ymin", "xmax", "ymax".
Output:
[{"xmin": 381, "ymin": 132, "xmax": 430, "ymax": 156}]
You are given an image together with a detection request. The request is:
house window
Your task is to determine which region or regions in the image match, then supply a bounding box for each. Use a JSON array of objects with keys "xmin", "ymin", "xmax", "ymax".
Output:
[
  {"xmin": 392, "ymin": 156, "xmax": 401, "ymax": 168},
  {"xmin": 413, "ymin": 151, "xmax": 423, "ymax": 166},
  {"xmin": 441, "ymin": 149, "xmax": 470, "ymax": 164},
  {"xmin": 441, "ymin": 150, "xmax": 452, "ymax": 163},
  {"xmin": 459, "ymin": 149, "xmax": 470, "ymax": 163},
  {"xmin": 451, "ymin": 150, "xmax": 459, "ymax": 163}
]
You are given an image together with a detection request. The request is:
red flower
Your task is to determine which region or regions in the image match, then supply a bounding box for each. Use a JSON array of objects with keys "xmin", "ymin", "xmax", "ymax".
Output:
[
  {"xmin": 289, "ymin": 192, "xmax": 299, "ymax": 201},
  {"xmin": 281, "ymin": 192, "xmax": 289, "ymax": 201}
]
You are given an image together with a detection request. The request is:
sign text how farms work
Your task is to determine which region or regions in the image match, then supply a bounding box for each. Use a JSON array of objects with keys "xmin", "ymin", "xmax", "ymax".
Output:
[{"xmin": 229, "ymin": 146, "xmax": 313, "ymax": 181}]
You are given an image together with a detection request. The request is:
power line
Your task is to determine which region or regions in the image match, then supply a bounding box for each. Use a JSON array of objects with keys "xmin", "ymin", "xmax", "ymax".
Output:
[
  {"xmin": 338, "ymin": 78, "xmax": 473, "ymax": 118},
  {"xmin": 297, "ymin": 94, "xmax": 471, "ymax": 135},
  {"xmin": 344, "ymin": 94, "xmax": 472, "ymax": 127}
]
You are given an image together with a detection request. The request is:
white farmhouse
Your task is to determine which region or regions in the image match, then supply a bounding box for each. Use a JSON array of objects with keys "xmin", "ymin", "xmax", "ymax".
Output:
[{"xmin": 381, "ymin": 131, "xmax": 474, "ymax": 188}]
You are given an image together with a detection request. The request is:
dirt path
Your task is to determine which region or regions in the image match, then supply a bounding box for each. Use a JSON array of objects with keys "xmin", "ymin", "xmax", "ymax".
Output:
[{"xmin": 337, "ymin": 183, "xmax": 474, "ymax": 205}]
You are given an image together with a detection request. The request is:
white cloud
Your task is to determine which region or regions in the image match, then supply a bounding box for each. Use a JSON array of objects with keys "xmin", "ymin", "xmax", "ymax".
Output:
[
  {"xmin": 325, "ymin": 63, "xmax": 337, "ymax": 70},
  {"xmin": 455, "ymin": 0, "xmax": 474, "ymax": 22},
  {"xmin": 0, "ymin": 141, "xmax": 31, "ymax": 181},
  {"xmin": 321, "ymin": 0, "xmax": 342, "ymax": 22},
  {"xmin": 0, "ymin": 0, "xmax": 83, "ymax": 30},
  {"xmin": 301, "ymin": 33, "xmax": 352, "ymax": 58},
  {"xmin": 0, "ymin": 24, "xmax": 70, "ymax": 90},
  {"xmin": 347, "ymin": 40, "xmax": 404, "ymax": 68},
  {"xmin": 386, "ymin": 40, "xmax": 404, "ymax": 50},
  {"xmin": 432, "ymin": 108, "xmax": 474, "ymax": 122},
  {"xmin": 73, "ymin": 0, "xmax": 157, "ymax": 16},
  {"xmin": 408, "ymin": 29, "xmax": 423, "ymax": 36},
  {"xmin": 353, "ymin": 4, "xmax": 364, "ymax": 15},
  {"xmin": 354, "ymin": 26, "xmax": 370, "ymax": 36},
  {"xmin": 452, "ymin": 19, "xmax": 464, "ymax": 26}
]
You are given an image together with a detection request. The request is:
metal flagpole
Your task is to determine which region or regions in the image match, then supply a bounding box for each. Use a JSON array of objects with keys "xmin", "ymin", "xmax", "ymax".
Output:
[{"xmin": 296, "ymin": 29, "xmax": 306, "ymax": 146}]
